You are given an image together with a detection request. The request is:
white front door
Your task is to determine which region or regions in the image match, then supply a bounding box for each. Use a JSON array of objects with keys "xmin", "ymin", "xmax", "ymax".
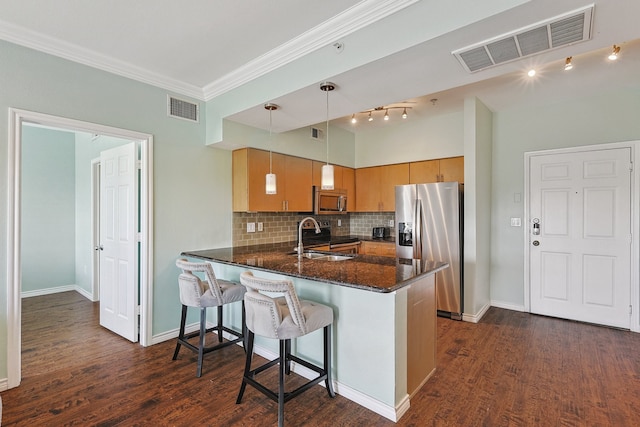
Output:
[
  {"xmin": 99, "ymin": 142, "xmax": 139, "ymax": 342},
  {"xmin": 528, "ymin": 147, "xmax": 632, "ymax": 328}
]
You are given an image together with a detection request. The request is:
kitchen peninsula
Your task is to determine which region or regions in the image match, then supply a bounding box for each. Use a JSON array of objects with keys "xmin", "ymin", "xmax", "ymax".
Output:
[{"xmin": 181, "ymin": 242, "xmax": 447, "ymax": 422}]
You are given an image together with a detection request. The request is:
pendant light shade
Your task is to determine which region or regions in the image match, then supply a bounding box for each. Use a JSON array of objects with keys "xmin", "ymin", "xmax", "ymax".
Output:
[
  {"xmin": 321, "ymin": 164, "xmax": 334, "ymax": 190},
  {"xmin": 265, "ymin": 172, "xmax": 277, "ymax": 194},
  {"xmin": 264, "ymin": 103, "xmax": 278, "ymax": 195},
  {"xmin": 320, "ymin": 81, "xmax": 336, "ymax": 190}
]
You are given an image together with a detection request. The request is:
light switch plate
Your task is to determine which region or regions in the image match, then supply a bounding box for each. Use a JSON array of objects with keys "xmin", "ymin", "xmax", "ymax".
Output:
[
  {"xmin": 257, "ymin": 222, "xmax": 263, "ymax": 232},
  {"xmin": 389, "ymin": 219, "xmax": 394, "ymax": 227},
  {"xmin": 510, "ymin": 217, "xmax": 521, "ymax": 227},
  {"xmin": 338, "ymin": 219, "xmax": 342, "ymax": 226},
  {"xmin": 247, "ymin": 222, "xmax": 256, "ymax": 232}
]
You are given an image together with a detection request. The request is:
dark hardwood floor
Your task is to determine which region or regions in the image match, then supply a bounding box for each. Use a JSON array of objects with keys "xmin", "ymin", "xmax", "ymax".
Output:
[{"xmin": 2, "ymin": 292, "xmax": 640, "ymax": 426}]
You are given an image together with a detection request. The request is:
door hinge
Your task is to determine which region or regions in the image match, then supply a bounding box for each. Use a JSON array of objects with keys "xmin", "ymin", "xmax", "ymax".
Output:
[
  {"xmin": 136, "ymin": 160, "xmax": 142, "ymax": 169},
  {"xmin": 137, "ymin": 232, "xmax": 142, "ymax": 242},
  {"xmin": 629, "ymin": 161, "xmax": 633, "ymax": 172},
  {"xmin": 629, "ymin": 305, "xmax": 633, "ymax": 316},
  {"xmin": 136, "ymin": 305, "xmax": 141, "ymax": 316}
]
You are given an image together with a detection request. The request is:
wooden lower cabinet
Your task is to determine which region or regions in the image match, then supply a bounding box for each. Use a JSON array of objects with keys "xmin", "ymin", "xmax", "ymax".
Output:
[
  {"xmin": 360, "ymin": 240, "xmax": 395, "ymax": 257},
  {"xmin": 407, "ymin": 272, "xmax": 436, "ymax": 395}
]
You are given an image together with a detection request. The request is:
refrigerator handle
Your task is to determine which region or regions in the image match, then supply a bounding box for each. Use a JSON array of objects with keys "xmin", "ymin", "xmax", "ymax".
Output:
[{"xmin": 414, "ymin": 199, "xmax": 423, "ymax": 259}]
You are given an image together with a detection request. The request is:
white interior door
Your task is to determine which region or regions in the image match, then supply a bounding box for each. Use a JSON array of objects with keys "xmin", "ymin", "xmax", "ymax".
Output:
[
  {"xmin": 99, "ymin": 142, "xmax": 138, "ymax": 342},
  {"xmin": 529, "ymin": 147, "xmax": 632, "ymax": 328}
]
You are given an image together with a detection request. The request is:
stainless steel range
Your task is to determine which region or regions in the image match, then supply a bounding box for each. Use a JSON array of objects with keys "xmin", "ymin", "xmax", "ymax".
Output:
[{"xmin": 297, "ymin": 220, "xmax": 360, "ymax": 248}]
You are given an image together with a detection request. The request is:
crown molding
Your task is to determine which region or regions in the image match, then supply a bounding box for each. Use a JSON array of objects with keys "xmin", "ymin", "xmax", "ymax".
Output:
[
  {"xmin": 0, "ymin": 0, "xmax": 417, "ymax": 102},
  {"xmin": 202, "ymin": 0, "xmax": 419, "ymax": 101},
  {"xmin": 0, "ymin": 18, "xmax": 205, "ymax": 100}
]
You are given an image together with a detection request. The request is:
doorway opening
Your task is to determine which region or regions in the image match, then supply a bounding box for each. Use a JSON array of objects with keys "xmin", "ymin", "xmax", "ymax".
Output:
[{"xmin": 6, "ymin": 108, "xmax": 154, "ymax": 389}]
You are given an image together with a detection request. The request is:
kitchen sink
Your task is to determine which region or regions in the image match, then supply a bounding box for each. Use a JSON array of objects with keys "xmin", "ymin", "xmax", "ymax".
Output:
[{"xmin": 291, "ymin": 251, "xmax": 355, "ymax": 261}]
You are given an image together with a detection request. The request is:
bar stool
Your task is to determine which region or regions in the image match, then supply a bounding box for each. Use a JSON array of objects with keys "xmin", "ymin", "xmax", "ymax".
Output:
[
  {"xmin": 173, "ymin": 258, "xmax": 246, "ymax": 377},
  {"xmin": 236, "ymin": 271, "xmax": 335, "ymax": 427}
]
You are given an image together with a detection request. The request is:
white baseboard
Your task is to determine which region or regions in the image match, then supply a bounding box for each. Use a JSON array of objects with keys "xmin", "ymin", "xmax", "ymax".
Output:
[
  {"xmin": 250, "ymin": 343, "xmax": 402, "ymax": 422},
  {"xmin": 21, "ymin": 284, "xmax": 76, "ymax": 298},
  {"xmin": 20, "ymin": 284, "xmax": 95, "ymax": 301},
  {"xmin": 462, "ymin": 301, "xmax": 491, "ymax": 323},
  {"xmin": 0, "ymin": 377, "xmax": 8, "ymax": 392},
  {"xmin": 75, "ymin": 286, "xmax": 94, "ymax": 301},
  {"xmin": 490, "ymin": 300, "xmax": 526, "ymax": 312}
]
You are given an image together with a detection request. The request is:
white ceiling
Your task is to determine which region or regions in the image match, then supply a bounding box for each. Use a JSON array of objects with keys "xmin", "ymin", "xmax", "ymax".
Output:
[{"xmin": 1, "ymin": 0, "xmax": 639, "ymax": 134}]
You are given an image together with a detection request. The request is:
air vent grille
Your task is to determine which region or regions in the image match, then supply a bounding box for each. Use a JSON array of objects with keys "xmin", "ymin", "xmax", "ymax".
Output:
[
  {"xmin": 311, "ymin": 127, "xmax": 325, "ymax": 141},
  {"xmin": 453, "ymin": 5, "xmax": 593, "ymax": 73},
  {"xmin": 168, "ymin": 96, "xmax": 199, "ymax": 122}
]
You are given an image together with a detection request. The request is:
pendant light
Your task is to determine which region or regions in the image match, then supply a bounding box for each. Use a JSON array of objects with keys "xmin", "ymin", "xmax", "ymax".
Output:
[
  {"xmin": 320, "ymin": 81, "xmax": 335, "ymax": 190},
  {"xmin": 264, "ymin": 103, "xmax": 278, "ymax": 195}
]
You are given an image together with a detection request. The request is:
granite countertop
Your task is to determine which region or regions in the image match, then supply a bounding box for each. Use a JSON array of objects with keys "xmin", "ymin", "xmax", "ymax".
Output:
[{"xmin": 181, "ymin": 241, "xmax": 447, "ymax": 293}]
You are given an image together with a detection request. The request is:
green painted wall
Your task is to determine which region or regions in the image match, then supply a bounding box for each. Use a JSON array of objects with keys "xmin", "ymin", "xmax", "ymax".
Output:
[
  {"xmin": 0, "ymin": 39, "xmax": 229, "ymax": 380},
  {"xmin": 21, "ymin": 126, "xmax": 76, "ymax": 293},
  {"xmin": 490, "ymin": 90, "xmax": 640, "ymax": 309}
]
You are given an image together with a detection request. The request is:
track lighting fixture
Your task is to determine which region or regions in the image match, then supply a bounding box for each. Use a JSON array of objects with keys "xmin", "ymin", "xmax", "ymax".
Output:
[
  {"xmin": 564, "ymin": 56, "xmax": 573, "ymax": 71},
  {"xmin": 608, "ymin": 45, "xmax": 620, "ymax": 61},
  {"xmin": 352, "ymin": 105, "xmax": 412, "ymax": 124}
]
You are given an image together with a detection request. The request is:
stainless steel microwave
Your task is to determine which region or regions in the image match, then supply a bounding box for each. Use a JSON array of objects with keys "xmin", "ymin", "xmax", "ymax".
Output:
[{"xmin": 313, "ymin": 186, "xmax": 347, "ymax": 214}]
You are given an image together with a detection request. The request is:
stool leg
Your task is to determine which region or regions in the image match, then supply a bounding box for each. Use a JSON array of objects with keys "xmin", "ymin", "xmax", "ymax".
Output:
[
  {"xmin": 236, "ymin": 330, "xmax": 254, "ymax": 404},
  {"xmin": 324, "ymin": 325, "xmax": 335, "ymax": 398},
  {"xmin": 196, "ymin": 307, "xmax": 206, "ymax": 378},
  {"xmin": 216, "ymin": 305, "xmax": 223, "ymax": 342},
  {"xmin": 172, "ymin": 305, "xmax": 188, "ymax": 360},
  {"xmin": 278, "ymin": 339, "xmax": 287, "ymax": 427},
  {"xmin": 284, "ymin": 339, "xmax": 291, "ymax": 375},
  {"xmin": 241, "ymin": 301, "xmax": 247, "ymax": 353}
]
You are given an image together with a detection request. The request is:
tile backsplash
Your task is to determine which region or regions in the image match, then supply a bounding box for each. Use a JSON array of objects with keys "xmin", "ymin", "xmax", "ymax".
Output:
[
  {"xmin": 349, "ymin": 212, "xmax": 395, "ymax": 237},
  {"xmin": 232, "ymin": 212, "xmax": 395, "ymax": 246}
]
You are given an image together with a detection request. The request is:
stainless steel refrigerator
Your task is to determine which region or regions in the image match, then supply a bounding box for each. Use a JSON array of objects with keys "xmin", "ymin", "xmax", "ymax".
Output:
[{"xmin": 395, "ymin": 182, "xmax": 463, "ymax": 319}]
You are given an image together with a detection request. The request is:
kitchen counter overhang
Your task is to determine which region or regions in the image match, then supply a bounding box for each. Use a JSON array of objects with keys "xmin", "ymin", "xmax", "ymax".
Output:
[{"xmin": 181, "ymin": 241, "xmax": 448, "ymax": 293}]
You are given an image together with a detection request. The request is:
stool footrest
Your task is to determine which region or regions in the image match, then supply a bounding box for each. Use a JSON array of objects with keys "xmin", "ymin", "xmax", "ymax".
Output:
[
  {"xmin": 243, "ymin": 354, "xmax": 329, "ymax": 404},
  {"xmin": 175, "ymin": 331, "xmax": 243, "ymax": 356}
]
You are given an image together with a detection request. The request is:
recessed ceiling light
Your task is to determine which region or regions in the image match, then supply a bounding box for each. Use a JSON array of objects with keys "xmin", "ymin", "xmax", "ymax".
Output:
[
  {"xmin": 564, "ymin": 57, "xmax": 573, "ymax": 71},
  {"xmin": 527, "ymin": 69, "xmax": 536, "ymax": 77},
  {"xmin": 608, "ymin": 44, "xmax": 620, "ymax": 60}
]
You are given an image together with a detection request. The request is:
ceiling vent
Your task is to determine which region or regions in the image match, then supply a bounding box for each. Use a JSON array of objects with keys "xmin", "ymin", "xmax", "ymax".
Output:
[
  {"xmin": 452, "ymin": 5, "xmax": 593, "ymax": 73},
  {"xmin": 168, "ymin": 95, "xmax": 199, "ymax": 122}
]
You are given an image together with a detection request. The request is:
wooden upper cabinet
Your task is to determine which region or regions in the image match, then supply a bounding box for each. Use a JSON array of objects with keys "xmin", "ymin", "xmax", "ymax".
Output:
[
  {"xmin": 380, "ymin": 163, "xmax": 409, "ymax": 211},
  {"xmin": 409, "ymin": 156, "xmax": 464, "ymax": 184},
  {"xmin": 356, "ymin": 163, "xmax": 409, "ymax": 212},
  {"xmin": 284, "ymin": 154, "xmax": 312, "ymax": 211},
  {"xmin": 342, "ymin": 167, "xmax": 355, "ymax": 212},
  {"xmin": 439, "ymin": 156, "xmax": 464, "ymax": 183},
  {"xmin": 410, "ymin": 159, "xmax": 440, "ymax": 183},
  {"xmin": 233, "ymin": 148, "xmax": 312, "ymax": 212}
]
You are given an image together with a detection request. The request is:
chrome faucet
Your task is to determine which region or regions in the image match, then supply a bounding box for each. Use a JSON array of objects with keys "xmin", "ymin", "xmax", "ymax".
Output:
[{"xmin": 298, "ymin": 216, "xmax": 321, "ymax": 257}]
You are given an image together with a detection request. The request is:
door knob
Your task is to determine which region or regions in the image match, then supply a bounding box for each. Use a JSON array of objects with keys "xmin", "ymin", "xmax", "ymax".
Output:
[
  {"xmin": 532, "ymin": 240, "xmax": 540, "ymax": 246},
  {"xmin": 95, "ymin": 245, "xmax": 104, "ymax": 251}
]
